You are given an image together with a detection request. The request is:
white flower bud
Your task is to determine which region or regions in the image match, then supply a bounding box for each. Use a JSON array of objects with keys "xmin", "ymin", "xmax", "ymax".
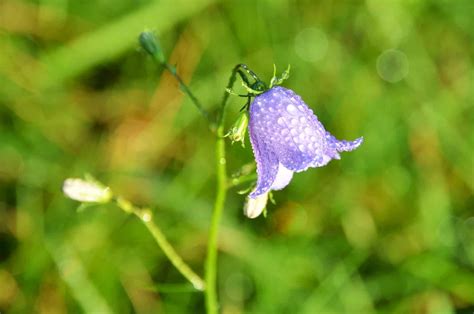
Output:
[
  {"xmin": 63, "ymin": 178, "xmax": 112, "ymax": 203},
  {"xmin": 244, "ymin": 192, "xmax": 268, "ymax": 219}
]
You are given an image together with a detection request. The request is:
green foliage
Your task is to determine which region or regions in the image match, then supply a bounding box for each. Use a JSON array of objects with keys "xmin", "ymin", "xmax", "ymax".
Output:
[{"xmin": 0, "ymin": 0, "xmax": 473, "ymax": 313}]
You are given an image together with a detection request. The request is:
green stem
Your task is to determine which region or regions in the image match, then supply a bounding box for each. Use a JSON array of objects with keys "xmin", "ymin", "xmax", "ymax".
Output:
[
  {"xmin": 139, "ymin": 31, "xmax": 210, "ymax": 123},
  {"xmin": 162, "ymin": 63, "xmax": 211, "ymax": 123},
  {"xmin": 205, "ymin": 64, "xmax": 244, "ymax": 314},
  {"xmin": 204, "ymin": 128, "xmax": 226, "ymax": 314},
  {"xmin": 116, "ymin": 197, "xmax": 205, "ymax": 291},
  {"xmin": 228, "ymin": 173, "xmax": 257, "ymax": 188}
]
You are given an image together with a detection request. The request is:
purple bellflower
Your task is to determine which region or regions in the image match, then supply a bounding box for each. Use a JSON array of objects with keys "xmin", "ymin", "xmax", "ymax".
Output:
[{"xmin": 248, "ymin": 86, "xmax": 363, "ymax": 202}]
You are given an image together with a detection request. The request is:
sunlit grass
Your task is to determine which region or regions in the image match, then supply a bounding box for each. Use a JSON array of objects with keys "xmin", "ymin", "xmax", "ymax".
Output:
[{"xmin": 0, "ymin": 0, "xmax": 473, "ymax": 313}]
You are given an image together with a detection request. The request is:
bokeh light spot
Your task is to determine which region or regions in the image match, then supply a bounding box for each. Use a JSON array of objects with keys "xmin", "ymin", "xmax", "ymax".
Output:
[
  {"xmin": 294, "ymin": 27, "xmax": 329, "ymax": 63},
  {"xmin": 376, "ymin": 49, "xmax": 409, "ymax": 83}
]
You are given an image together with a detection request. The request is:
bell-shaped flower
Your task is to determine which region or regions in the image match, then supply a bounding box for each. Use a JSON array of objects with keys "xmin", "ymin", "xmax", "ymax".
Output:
[{"xmin": 248, "ymin": 86, "xmax": 363, "ymax": 201}]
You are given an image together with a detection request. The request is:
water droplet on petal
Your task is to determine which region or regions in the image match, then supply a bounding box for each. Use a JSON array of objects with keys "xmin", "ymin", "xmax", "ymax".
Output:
[
  {"xmin": 277, "ymin": 117, "xmax": 285, "ymax": 126},
  {"xmin": 304, "ymin": 127, "xmax": 312, "ymax": 135},
  {"xmin": 299, "ymin": 117, "xmax": 306, "ymax": 123},
  {"xmin": 281, "ymin": 129, "xmax": 289, "ymax": 135},
  {"xmin": 291, "ymin": 118, "xmax": 298, "ymax": 125},
  {"xmin": 286, "ymin": 104, "xmax": 297, "ymax": 113},
  {"xmin": 290, "ymin": 128, "xmax": 298, "ymax": 136},
  {"xmin": 298, "ymin": 144, "xmax": 306, "ymax": 152}
]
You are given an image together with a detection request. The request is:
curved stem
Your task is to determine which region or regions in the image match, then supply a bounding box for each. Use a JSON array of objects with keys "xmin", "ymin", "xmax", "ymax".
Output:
[{"xmin": 116, "ymin": 197, "xmax": 205, "ymax": 291}]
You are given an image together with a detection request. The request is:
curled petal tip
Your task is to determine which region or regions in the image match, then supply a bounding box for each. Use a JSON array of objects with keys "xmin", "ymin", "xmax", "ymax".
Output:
[{"xmin": 344, "ymin": 136, "xmax": 364, "ymax": 151}]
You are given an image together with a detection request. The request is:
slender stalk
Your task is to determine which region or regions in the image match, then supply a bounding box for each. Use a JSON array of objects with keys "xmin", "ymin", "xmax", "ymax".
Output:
[
  {"xmin": 162, "ymin": 63, "xmax": 211, "ymax": 122},
  {"xmin": 204, "ymin": 128, "xmax": 226, "ymax": 314},
  {"xmin": 139, "ymin": 31, "xmax": 211, "ymax": 123},
  {"xmin": 228, "ymin": 173, "xmax": 257, "ymax": 188},
  {"xmin": 204, "ymin": 64, "xmax": 244, "ymax": 314},
  {"xmin": 116, "ymin": 197, "xmax": 205, "ymax": 291}
]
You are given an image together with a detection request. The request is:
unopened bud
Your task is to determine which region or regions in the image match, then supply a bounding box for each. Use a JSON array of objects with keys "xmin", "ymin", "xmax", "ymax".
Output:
[
  {"xmin": 226, "ymin": 111, "xmax": 249, "ymax": 147},
  {"xmin": 139, "ymin": 31, "xmax": 165, "ymax": 63},
  {"xmin": 244, "ymin": 192, "xmax": 268, "ymax": 219},
  {"xmin": 63, "ymin": 178, "xmax": 112, "ymax": 203}
]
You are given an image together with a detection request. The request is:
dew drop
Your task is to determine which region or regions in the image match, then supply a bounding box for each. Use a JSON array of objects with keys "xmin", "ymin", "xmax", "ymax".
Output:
[
  {"xmin": 298, "ymin": 144, "xmax": 306, "ymax": 152},
  {"xmin": 141, "ymin": 210, "xmax": 152, "ymax": 222},
  {"xmin": 299, "ymin": 117, "xmax": 306, "ymax": 123},
  {"xmin": 298, "ymin": 133, "xmax": 306, "ymax": 140},
  {"xmin": 290, "ymin": 129, "xmax": 298, "ymax": 136},
  {"xmin": 286, "ymin": 104, "xmax": 297, "ymax": 113},
  {"xmin": 281, "ymin": 129, "xmax": 289, "ymax": 135},
  {"xmin": 277, "ymin": 117, "xmax": 285, "ymax": 126},
  {"xmin": 304, "ymin": 127, "xmax": 312, "ymax": 135},
  {"xmin": 291, "ymin": 118, "xmax": 298, "ymax": 125}
]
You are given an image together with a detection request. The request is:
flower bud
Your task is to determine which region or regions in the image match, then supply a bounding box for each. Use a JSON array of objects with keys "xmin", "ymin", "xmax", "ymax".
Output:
[
  {"xmin": 139, "ymin": 31, "xmax": 165, "ymax": 63},
  {"xmin": 63, "ymin": 178, "xmax": 112, "ymax": 203},
  {"xmin": 226, "ymin": 111, "xmax": 249, "ymax": 147},
  {"xmin": 244, "ymin": 192, "xmax": 268, "ymax": 219}
]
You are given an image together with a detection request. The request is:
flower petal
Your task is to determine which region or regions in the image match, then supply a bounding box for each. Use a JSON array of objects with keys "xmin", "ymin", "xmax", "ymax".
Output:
[
  {"xmin": 250, "ymin": 87, "xmax": 328, "ymax": 172},
  {"xmin": 248, "ymin": 122, "xmax": 279, "ymax": 198},
  {"xmin": 327, "ymin": 133, "xmax": 364, "ymax": 152},
  {"xmin": 270, "ymin": 163, "xmax": 294, "ymax": 190},
  {"xmin": 310, "ymin": 134, "xmax": 363, "ymax": 167}
]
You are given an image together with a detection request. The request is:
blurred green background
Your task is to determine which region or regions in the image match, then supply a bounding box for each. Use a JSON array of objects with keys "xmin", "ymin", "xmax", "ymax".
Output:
[{"xmin": 1, "ymin": 0, "xmax": 473, "ymax": 313}]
